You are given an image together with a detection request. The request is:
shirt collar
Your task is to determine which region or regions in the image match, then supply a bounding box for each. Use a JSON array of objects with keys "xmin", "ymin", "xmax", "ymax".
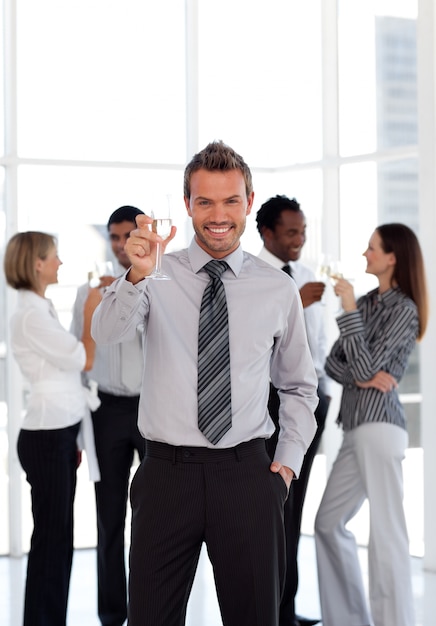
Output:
[
  {"xmin": 370, "ymin": 286, "xmax": 402, "ymax": 307},
  {"xmin": 17, "ymin": 289, "xmax": 52, "ymax": 309},
  {"xmin": 188, "ymin": 238, "xmax": 244, "ymax": 277},
  {"xmin": 258, "ymin": 246, "xmax": 297, "ymax": 273}
]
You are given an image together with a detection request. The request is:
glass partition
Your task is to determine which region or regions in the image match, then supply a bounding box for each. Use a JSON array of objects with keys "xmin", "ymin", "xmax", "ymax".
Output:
[
  {"xmin": 198, "ymin": 0, "xmax": 323, "ymax": 166},
  {"xmin": 338, "ymin": 0, "xmax": 418, "ymax": 156},
  {"xmin": 17, "ymin": 0, "xmax": 186, "ymax": 163}
]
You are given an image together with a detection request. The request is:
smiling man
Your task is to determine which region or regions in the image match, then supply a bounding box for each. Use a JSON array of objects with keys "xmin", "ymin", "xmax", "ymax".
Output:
[{"xmin": 91, "ymin": 142, "xmax": 318, "ymax": 626}]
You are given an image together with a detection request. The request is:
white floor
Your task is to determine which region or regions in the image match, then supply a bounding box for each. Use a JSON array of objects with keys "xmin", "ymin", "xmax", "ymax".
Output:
[{"xmin": 1, "ymin": 534, "xmax": 436, "ymax": 626}]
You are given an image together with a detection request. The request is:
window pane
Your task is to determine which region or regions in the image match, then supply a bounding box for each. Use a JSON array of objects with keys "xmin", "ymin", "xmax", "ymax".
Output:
[
  {"xmin": 375, "ymin": 17, "xmax": 417, "ymax": 149},
  {"xmin": 17, "ymin": 0, "xmax": 186, "ymax": 162},
  {"xmin": 0, "ymin": 1, "xmax": 4, "ymax": 155},
  {"xmin": 198, "ymin": 0, "xmax": 322, "ymax": 166},
  {"xmin": 340, "ymin": 162, "xmax": 378, "ymax": 291},
  {"xmin": 339, "ymin": 158, "xmax": 419, "ymax": 294},
  {"xmin": 377, "ymin": 158, "xmax": 418, "ymax": 228},
  {"xmin": 338, "ymin": 0, "xmax": 418, "ymax": 156}
]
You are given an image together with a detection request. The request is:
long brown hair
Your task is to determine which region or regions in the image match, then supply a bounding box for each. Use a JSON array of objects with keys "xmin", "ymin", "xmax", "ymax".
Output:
[{"xmin": 377, "ymin": 223, "xmax": 428, "ymax": 340}]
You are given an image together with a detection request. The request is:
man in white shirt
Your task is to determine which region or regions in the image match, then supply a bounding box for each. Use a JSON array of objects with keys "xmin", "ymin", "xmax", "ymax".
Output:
[
  {"xmin": 256, "ymin": 195, "xmax": 331, "ymax": 626},
  {"xmin": 71, "ymin": 205, "xmax": 145, "ymax": 626}
]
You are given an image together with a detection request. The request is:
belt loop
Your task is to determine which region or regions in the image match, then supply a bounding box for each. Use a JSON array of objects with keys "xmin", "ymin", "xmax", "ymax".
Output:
[
  {"xmin": 235, "ymin": 446, "xmax": 241, "ymax": 462},
  {"xmin": 172, "ymin": 447, "xmax": 176, "ymax": 464}
]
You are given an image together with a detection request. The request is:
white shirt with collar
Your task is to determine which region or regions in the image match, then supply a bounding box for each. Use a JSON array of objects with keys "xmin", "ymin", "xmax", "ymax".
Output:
[
  {"xmin": 258, "ymin": 246, "xmax": 330, "ymax": 394},
  {"xmin": 71, "ymin": 277, "xmax": 143, "ymax": 397},
  {"xmin": 10, "ymin": 290, "xmax": 87, "ymax": 430}
]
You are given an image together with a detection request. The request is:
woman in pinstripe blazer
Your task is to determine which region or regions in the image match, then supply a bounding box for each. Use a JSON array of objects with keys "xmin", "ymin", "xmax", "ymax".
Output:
[{"xmin": 314, "ymin": 223, "xmax": 428, "ymax": 626}]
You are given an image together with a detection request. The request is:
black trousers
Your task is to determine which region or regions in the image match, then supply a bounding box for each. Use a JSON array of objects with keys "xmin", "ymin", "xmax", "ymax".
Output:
[
  {"xmin": 128, "ymin": 439, "xmax": 287, "ymax": 626},
  {"xmin": 92, "ymin": 391, "xmax": 144, "ymax": 626},
  {"xmin": 17, "ymin": 422, "xmax": 80, "ymax": 626},
  {"xmin": 266, "ymin": 385, "xmax": 330, "ymax": 625}
]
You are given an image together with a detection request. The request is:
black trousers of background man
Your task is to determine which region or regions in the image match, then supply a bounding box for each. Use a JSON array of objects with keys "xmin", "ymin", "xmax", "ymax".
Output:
[
  {"xmin": 266, "ymin": 384, "xmax": 330, "ymax": 626},
  {"xmin": 92, "ymin": 391, "xmax": 144, "ymax": 626}
]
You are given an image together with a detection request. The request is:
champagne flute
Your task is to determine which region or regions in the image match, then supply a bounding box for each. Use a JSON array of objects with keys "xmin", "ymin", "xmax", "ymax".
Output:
[
  {"xmin": 317, "ymin": 255, "xmax": 344, "ymax": 311},
  {"xmin": 317, "ymin": 255, "xmax": 343, "ymax": 283},
  {"xmin": 316, "ymin": 254, "xmax": 333, "ymax": 305},
  {"xmin": 328, "ymin": 260, "xmax": 344, "ymax": 284},
  {"xmin": 147, "ymin": 196, "xmax": 172, "ymax": 280},
  {"xmin": 316, "ymin": 253, "xmax": 333, "ymax": 283},
  {"xmin": 88, "ymin": 261, "xmax": 114, "ymax": 288}
]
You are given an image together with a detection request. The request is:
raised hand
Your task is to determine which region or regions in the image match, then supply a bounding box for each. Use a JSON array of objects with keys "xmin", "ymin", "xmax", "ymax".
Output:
[
  {"xmin": 124, "ymin": 214, "xmax": 177, "ymax": 284},
  {"xmin": 333, "ymin": 277, "xmax": 357, "ymax": 312}
]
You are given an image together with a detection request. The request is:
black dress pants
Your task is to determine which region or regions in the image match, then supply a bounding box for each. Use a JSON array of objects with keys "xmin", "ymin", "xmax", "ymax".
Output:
[
  {"xmin": 128, "ymin": 438, "xmax": 287, "ymax": 626},
  {"xmin": 266, "ymin": 385, "xmax": 330, "ymax": 626},
  {"xmin": 92, "ymin": 391, "xmax": 144, "ymax": 626},
  {"xmin": 17, "ymin": 422, "xmax": 80, "ymax": 626}
]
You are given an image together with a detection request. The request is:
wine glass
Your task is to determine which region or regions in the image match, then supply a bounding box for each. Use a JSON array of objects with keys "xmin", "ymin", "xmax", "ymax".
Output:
[
  {"xmin": 316, "ymin": 253, "xmax": 332, "ymax": 283},
  {"xmin": 88, "ymin": 261, "xmax": 114, "ymax": 288},
  {"xmin": 147, "ymin": 196, "xmax": 172, "ymax": 280},
  {"xmin": 317, "ymin": 255, "xmax": 344, "ymax": 311},
  {"xmin": 327, "ymin": 260, "xmax": 344, "ymax": 284},
  {"xmin": 317, "ymin": 255, "xmax": 343, "ymax": 283}
]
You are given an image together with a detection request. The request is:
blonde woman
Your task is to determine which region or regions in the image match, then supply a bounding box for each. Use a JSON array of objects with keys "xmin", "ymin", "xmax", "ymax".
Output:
[{"xmin": 4, "ymin": 231, "xmax": 99, "ymax": 626}]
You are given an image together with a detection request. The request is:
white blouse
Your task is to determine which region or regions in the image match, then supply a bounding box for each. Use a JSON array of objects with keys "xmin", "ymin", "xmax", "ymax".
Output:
[{"xmin": 10, "ymin": 290, "xmax": 87, "ymax": 430}]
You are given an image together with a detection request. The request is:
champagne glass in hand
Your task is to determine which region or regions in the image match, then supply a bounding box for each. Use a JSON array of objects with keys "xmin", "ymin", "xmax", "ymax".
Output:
[
  {"xmin": 88, "ymin": 261, "xmax": 114, "ymax": 288},
  {"xmin": 328, "ymin": 260, "xmax": 344, "ymax": 284},
  {"xmin": 316, "ymin": 254, "xmax": 334, "ymax": 305},
  {"xmin": 329, "ymin": 260, "xmax": 347, "ymax": 313},
  {"xmin": 317, "ymin": 254, "xmax": 343, "ymax": 283},
  {"xmin": 317, "ymin": 253, "xmax": 332, "ymax": 283},
  {"xmin": 147, "ymin": 197, "xmax": 172, "ymax": 280},
  {"xmin": 317, "ymin": 255, "xmax": 344, "ymax": 311}
]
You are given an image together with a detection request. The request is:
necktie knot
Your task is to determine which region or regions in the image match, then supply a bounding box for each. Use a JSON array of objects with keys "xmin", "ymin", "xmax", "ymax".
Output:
[
  {"xmin": 282, "ymin": 263, "xmax": 292, "ymax": 276},
  {"xmin": 203, "ymin": 260, "xmax": 229, "ymax": 280}
]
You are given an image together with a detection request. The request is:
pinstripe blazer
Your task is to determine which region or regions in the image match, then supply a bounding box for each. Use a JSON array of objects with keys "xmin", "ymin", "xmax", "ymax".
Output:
[{"xmin": 325, "ymin": 287, "xmax": 418, "ymax": 431}]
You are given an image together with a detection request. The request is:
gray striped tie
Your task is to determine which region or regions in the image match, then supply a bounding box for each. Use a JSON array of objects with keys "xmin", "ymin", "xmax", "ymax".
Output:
[{"xmin": 198, "ymin": 260, "xmax": 232, "ymax": 444}]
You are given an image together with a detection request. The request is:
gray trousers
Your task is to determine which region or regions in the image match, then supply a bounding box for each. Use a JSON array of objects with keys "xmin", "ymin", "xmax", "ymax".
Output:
[{"xmin": 315, "ymin": 422, "xmax": 414, "ymax": 626}]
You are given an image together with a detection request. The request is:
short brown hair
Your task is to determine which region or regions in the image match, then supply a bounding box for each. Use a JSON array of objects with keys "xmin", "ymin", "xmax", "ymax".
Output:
[
  {"xmin": 183, "ymin": 140, "xmax": 253, "ymax": 199},
  {"xmin": 4, "ymin": 231, "xmax": 57, "ymax": 291}
]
